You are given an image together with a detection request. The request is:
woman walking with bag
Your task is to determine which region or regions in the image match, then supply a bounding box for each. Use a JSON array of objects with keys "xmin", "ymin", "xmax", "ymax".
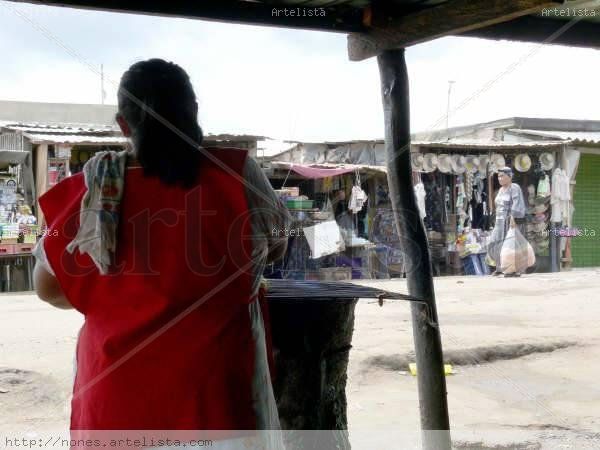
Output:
[{"xmin": 487, "ymin": 166, "xmax": 527, "ymax": 277}]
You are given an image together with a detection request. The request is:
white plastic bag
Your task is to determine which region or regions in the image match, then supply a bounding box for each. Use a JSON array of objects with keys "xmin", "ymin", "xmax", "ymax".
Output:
[
  {"xmin": 500, "ymin": 227, "xmax": 536, "ymax": 274},
  {"xmin": 303, "ymin": 220, "xmax": 345, "ymax": 259}
]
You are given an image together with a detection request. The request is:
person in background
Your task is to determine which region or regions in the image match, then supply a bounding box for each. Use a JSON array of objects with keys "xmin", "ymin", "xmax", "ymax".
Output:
[
  {"xmin": 487, "ymin": 166, "xmax": 526, "ymax": 277},
  {"xmin": 33, "ymin": 59, "xmax": 289, "ymax": 447},
  {"xmin": 331, "ymin": 188, "xmax": 353, "ymax": 231}
]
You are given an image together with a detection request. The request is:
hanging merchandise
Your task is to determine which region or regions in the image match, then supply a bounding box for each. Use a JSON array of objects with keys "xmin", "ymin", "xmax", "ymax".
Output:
[
  {"xmin": 438, "ymin": 154, "xmax": 453, "ymax": 174},
  {"xmin": 414, "ymin": 181, "xmax": 426, "ymax": 219},
  {"xmin": 537, "ymin": 174, "xmax": 550, "ymax": 198},
  {"xmin": 490, "ymin": 154, "xmax": 506, "ymax": 173},
  {"xmin": 303, "ymin": 220, "xmax": 345, "ymax": 259},
  {"xmin": 444, "ymin": 185, "xmax": 451, "ymax": 225},
  {"xmin": 455, "ymin": 176, "xmax": 467, "ymax": 233},
  {"xmin": 348, "ymin": 170, "xmax": 368, "ymax": 213},
  {"xmin": 527, "ymin": 184, "xmax": 535, "ymax": 205},
  {"xmin": 539, "ymin": 153, "xmax": 555, "ymax": 171},
  {"xmin": 481, "ymin": 202, "xmax": 491, "ymax": 230},
  {"xmin": 514, "ymin": 154, "xmax": 532, "ymax": 173},
  {"xmin": 464, "ymin": 172, "xmax": 474, "ymax": 204},
  {"xmin": 550, "ymin": 168, "xmax": 570, "ymax": 223}
]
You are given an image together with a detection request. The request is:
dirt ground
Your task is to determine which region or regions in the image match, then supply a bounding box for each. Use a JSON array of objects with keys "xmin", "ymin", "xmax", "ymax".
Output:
[{"xmin": 1, "ymin": 269, "xmax": 600, "ymax": 449}]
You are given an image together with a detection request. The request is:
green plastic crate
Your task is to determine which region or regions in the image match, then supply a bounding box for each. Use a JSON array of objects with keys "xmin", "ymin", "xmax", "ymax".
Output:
[{"xmin": 286, "ymin": 199, "xmax": 314, "ymax": 209}]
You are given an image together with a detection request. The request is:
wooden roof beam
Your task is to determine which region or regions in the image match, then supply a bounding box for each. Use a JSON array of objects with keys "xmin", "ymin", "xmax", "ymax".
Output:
[
  {"xmin": 348, "ymin": 0, "xmax": 562, "ymax": 61},
  {"xmin": 460, "ymin": 15, "xmax": 600, "ymax": 50},
  {"xmin": 9, "ymin": 0, "xmax": 366, "ymax": 33}
]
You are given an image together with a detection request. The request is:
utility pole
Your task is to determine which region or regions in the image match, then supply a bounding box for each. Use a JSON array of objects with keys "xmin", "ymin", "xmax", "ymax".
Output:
[
  {"xmin": 100, "ymin": 64, "xmax": 106, "ymax": 105},
  {"xmin": 446, "ymin": 80, "xmax": 455, "ymax": 133}
]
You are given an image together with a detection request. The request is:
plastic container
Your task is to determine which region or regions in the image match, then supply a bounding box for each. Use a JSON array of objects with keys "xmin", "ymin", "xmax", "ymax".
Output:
[
  {"xmin": 462, "ymin": 254, "xmax": 485, "ymax": 276},
  {"xmin": 286, "ymin": 199, "xmax": 314, "ymax": 209}
]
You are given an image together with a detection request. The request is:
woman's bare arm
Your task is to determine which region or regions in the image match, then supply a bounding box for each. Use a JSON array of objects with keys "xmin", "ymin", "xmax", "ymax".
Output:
[{"xmin": 33, "ymin": 263, "xmax": 73, "ymax": 309}]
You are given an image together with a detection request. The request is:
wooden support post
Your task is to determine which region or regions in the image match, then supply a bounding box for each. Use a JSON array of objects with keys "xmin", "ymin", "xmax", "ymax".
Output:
[
  {"xmin": 377, "ymin": 49, "xmax": 451, "ymax": 449},
  {"xmin": 34, "ymin": 143, "xmax": 48, "ymax": 226}
]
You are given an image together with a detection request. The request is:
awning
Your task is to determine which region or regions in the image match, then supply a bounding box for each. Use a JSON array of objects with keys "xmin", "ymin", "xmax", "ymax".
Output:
[
  {"xmin": 289, "ymin": 165, "xmax": 355, "ymax": 179},
  {"xmin": 271, "ymin": 161, "xmax": 387, "ymax": 179}
]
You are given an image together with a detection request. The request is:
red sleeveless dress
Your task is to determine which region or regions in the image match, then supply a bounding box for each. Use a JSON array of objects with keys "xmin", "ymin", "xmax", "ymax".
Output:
[{"xmin": 39, "ymin": 148, "xmax": 260, "ymax": 431}]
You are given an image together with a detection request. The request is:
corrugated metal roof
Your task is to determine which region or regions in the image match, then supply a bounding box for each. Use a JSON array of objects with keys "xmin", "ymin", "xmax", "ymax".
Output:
[
  {"xmin": 22, "ymin": 133, "xmax": 128, "ymax": 145},
  {"xmin": 412, "ymin": 139, "xmax": 566, "ymax": 149},
  {"xmin": 508, "ymin": 129, "xmax": 600, "ymax": 145},
  {"xmin": 0, "ymin": 121, "xmax": 118, "ymax": 133}
]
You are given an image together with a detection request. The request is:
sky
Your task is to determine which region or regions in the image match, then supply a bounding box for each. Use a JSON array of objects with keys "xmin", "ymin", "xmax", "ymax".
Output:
[{"xmin": 1, "ymin": 1, "xmax": 600, "ymax": 142}]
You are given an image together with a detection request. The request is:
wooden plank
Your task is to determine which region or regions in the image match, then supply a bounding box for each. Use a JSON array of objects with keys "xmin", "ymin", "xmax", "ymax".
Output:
[
  {"xmin": 9, "ymin": 0, "xmax": 365, "ymax": 32},
  {"xmin": 377, "ymin": 48, "xmax": 451, "ymax": 448},
  {"xmin": 348, "ymin": 0, "xmax": 561, "ymax": 61},
  {"xmin": 461, "ymin": 15, "xmax": 600, "ymax": 50},
  {"xmin": 34, "ymin": 143, "xmax": 48, "ymax": 226}
]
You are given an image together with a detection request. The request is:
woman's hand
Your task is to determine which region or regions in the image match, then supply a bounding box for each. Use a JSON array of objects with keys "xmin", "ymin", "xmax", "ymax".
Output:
[{"xmin": 510, "ymin": 216, "xmax": 516, "ymax": 229}]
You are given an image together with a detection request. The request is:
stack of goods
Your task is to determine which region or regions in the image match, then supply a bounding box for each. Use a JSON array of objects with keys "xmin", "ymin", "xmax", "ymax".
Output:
[
  {"xmin": 456, "ymin": 228, "xmax": 490, "ymax": 276},
  {"xmin": 19, "ymin": 224, "xmax": 39, "ymax": 244},
  {"xmin": 275, "ymin": 187, "xmax": 315, "ymax": 210},
  {"xmin": 525, "ymin": 179, "xmax": 551, "ymax": 256},
  {"xmin": 427, "ymin": 230, "xmax": 447, "ymax": 270},
  {"xmin": 1, "ymin": 223, "xmax": 19, "ymax": 244}
]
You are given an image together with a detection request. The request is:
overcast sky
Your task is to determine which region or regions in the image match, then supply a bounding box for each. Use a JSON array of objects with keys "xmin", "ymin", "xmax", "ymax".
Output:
[{"xmin": 1, "ymin": 1, "xmax": 600, "ymax": 142}]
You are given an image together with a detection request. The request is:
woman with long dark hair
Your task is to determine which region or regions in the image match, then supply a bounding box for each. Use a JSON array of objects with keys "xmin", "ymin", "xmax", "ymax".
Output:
[{"xmin": 33, "ymin": 59, "xmax": 289, "ymax": 446}]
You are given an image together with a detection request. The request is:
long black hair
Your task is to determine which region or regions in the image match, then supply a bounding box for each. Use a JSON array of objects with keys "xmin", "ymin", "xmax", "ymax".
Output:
[{"xmin": 117, "ymin": 59, "xmax": 203, "ymax": 187}]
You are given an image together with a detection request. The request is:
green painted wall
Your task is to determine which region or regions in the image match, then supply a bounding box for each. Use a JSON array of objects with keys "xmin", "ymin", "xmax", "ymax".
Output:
[{"xmin": 572, "ymin": 153, "xmax": 600, "ymax": 267}]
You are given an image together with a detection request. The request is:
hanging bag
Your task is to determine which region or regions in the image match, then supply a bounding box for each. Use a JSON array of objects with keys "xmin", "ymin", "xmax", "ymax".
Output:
[{"xmin": 500, "ymin": 186, "xmax": 535, "ymax": 273}]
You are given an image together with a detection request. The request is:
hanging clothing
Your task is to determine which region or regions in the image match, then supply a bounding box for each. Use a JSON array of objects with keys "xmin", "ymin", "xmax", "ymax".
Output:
[
  {"xmin": 414, "ymin": 182, "xmax": 426, "ymax": 219},
  {"xmin": 551, "ymin": 168, "xmax": 570, "ymax": 223},
  {"xmin": 536, "ymin": 174, "xmax": 550, "ymax": 198},
  {"xmin": 34, "ymin": 148, "xmax": 287, "ymax": 444}
]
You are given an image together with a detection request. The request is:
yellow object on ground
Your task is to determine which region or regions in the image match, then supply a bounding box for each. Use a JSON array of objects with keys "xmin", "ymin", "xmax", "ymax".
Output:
[{"xmin": 408, "ymin": 363, "xmax": 453, "ymax": 376}]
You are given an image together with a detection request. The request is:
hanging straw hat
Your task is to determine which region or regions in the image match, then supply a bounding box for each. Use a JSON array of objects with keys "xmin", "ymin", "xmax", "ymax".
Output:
[
  {"xmin": 411, "ymin": 153, "xmax": 424, "ymax": 171},
  {"xmin": 477, "ymin": 155, "xmax": 490, "ymax": 175},
  {"xmin": 465, "ymin": 155, "xmax": 480, "ymax": 174},
  {"xmin": 450, "ymin": 154, "xmax": 466, "ymax": 174},
  {"xmin": 539, "ymin": 152, "xmax": 555, "ymax": 171},
  {"xmin": 514, "ymin": 153, "xmax": 532, "ymax": 172},
  {"xmin": 490, "ymin": 153, "xmax": 505, "ymax": 173},
  {"xmin": 437, "ymin": 154, "xmax": 453, "ymax": 173},
  {"xmin": 422, "ymin": 153, "xmax": 438, "ymax": 173}
]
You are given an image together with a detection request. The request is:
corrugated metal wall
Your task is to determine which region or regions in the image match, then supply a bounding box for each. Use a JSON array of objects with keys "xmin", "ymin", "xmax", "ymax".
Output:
[
  {"xmin": 572, "ymin": 153, "xmax": 600, "ymax": 267},
  {"xmin": 0, "ymin": 132, "xmax": 25, "ymax": 151}
]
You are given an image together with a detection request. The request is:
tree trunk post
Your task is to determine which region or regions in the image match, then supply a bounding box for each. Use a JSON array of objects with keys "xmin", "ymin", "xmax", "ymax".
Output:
[{"xmin": 377, "ymin": 48, "xmax": 451, "ymax": 450}]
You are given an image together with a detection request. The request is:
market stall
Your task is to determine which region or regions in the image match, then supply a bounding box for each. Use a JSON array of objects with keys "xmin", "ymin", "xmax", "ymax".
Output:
[
  {"xmin": 0, "ymin": 147, "xmax": 38, "ymax": 291},
  {"xmin": 411, "ymin": 141, "xmax": 570, "ymax": 275},
  {"xmin": 264, "ymin": 161, "xmax": 398, "ymax": 280}
]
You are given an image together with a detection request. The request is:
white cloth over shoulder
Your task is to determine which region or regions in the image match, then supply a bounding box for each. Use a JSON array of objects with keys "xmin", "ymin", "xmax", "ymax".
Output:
[{"xmin": 66, "ymin": 150, "xmax": 128, "ymax": 275}]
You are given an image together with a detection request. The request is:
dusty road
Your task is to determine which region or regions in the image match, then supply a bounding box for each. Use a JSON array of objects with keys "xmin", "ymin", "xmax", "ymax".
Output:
[{"xmin": 1, "ymin": 270, "xmax": 599, "ymax": 449}]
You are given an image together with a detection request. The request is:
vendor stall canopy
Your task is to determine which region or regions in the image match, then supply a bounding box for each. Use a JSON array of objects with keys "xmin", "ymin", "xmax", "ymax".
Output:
[{"xmin": 9, "ymin": 0, "xmax": 600, "ymax": 60}]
